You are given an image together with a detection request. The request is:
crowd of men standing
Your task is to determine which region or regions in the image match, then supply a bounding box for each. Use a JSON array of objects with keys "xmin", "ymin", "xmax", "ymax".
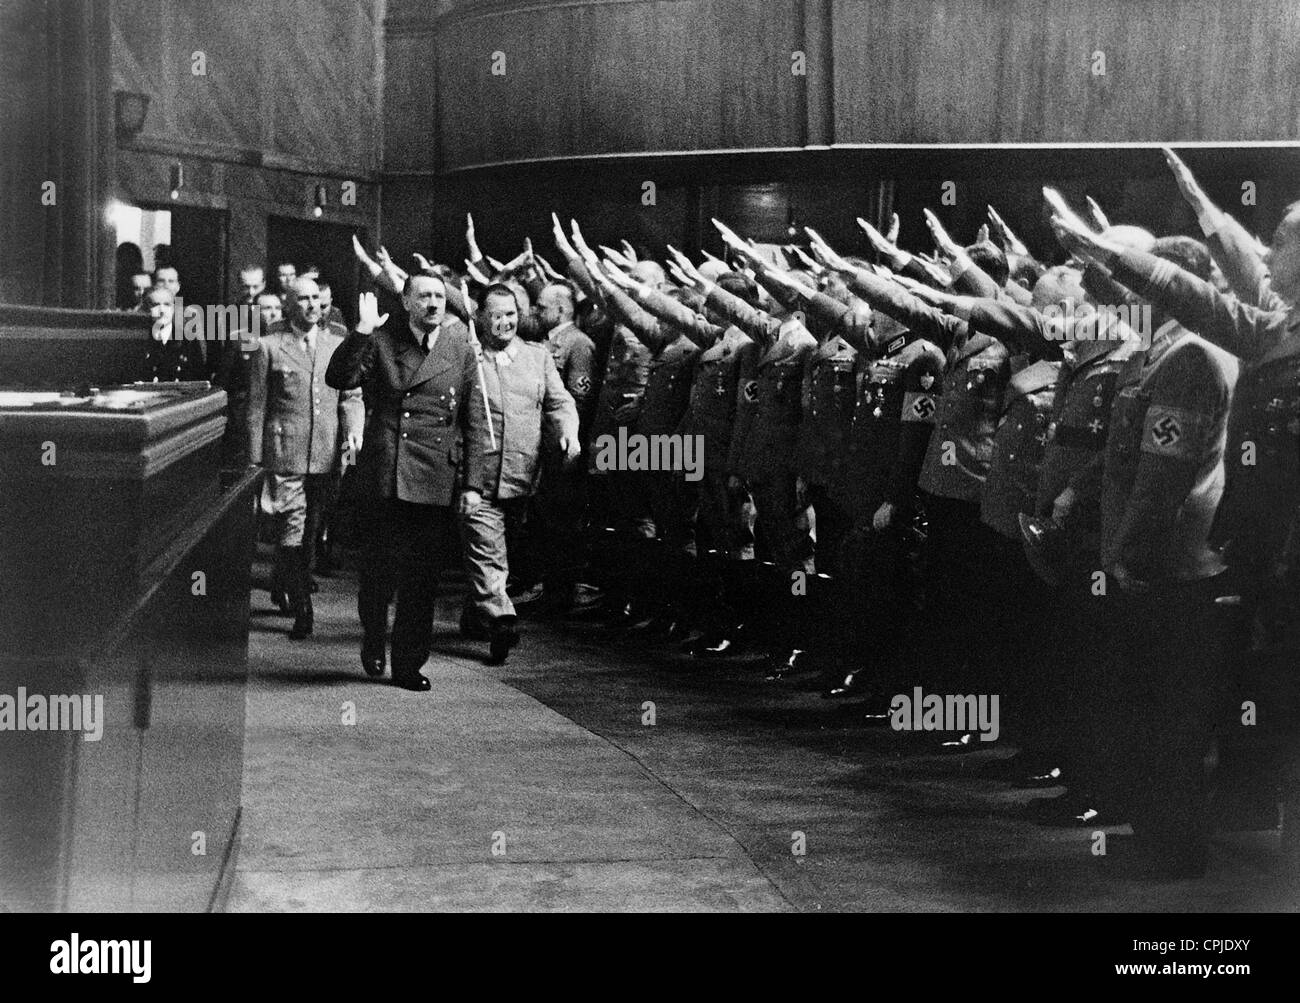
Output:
[{"xmin": 178, "ymin": 149, "xmax": 1297, "ymax": 879}]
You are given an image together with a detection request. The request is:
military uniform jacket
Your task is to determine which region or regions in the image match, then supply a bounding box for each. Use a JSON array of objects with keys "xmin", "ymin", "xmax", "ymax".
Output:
[
  {"xmin": 704, "ymin": 286, "xmax": 817, "ymax": 482},
  {"xmin": 833, "ymin": 332, "xmax": 945, "ymax": 518},
  {"xmin": 631, "ymin": 333, "xmax": 699, "ymax": 440},
  {"xmin": 325, "ymin": 316, "xmax": 483, "ymax": 507},
  {"xmin": 1034, "ymin": 339, "xmax": 1144, "ymax": 526},
  {"xmin": 679, "ymin": 326, "xmax": 754, "ymax": 475},
  {"xmin": 588, "ymin": 323, "xmax": 651, "ymax": 455},
  {"xmin": 247, "ymin": 322, "xmax": 364, "ymax": 475},
  {"xmin": 981, "ymin": 359, "xmax": 1059, "ymax": 540},
  {"xmin": 465, "ymin": 338, "xmax": 579, "ymax": 501},
  {"xmin": 798, "ymin": 335, "xmax": 858, "ymax": 487},
  {"xmin": 545, "ymin": 320, "xmax": 597, "ymax": 426},
  {"xmin": 1100, "ymin": 323, "xmax": 1232, "ymax": 582},
  {"xmin": 917, "ymin": 332, "xmax": 1011, "ymax": 502}
]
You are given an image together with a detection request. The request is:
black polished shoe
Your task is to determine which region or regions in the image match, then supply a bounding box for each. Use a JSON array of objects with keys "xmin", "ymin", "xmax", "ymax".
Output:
[
  {"xmin": 360, "ymin": 641, "xmax": 386, "ymax": 678},
  {"xmin": 270, "ymin": 588, "xmax": 291, "ymax": 616},
  {"xmin": 488, "ymin": 618, "xmax": 521, "ymax": 665},
  {"xmin": 392, "ymin": 671, "xmax": 431, "ymax": 692},
  {"xmin": 765, "ymin": 648, "xmax": 818, "ymax": 681},
  {"xmin": 823, "ymin": 669, "xmax": 868, "ymax": 699},
  {"xmin": 289, "ymin": 609, "xmax": 313, "ymax": 640}
]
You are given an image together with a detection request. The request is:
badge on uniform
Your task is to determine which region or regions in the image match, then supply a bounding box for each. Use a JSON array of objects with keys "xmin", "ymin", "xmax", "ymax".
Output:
[
  {"xmin": 743, "ymin": 380, "xmax": 759, "ymax": 403},
  {"xmin": 575, "ymin": 375, "xmax": 592, "ymax": 394},
  {"xmin": 920, "ymin": 373, "xmax": 935, "ymax": 389}
]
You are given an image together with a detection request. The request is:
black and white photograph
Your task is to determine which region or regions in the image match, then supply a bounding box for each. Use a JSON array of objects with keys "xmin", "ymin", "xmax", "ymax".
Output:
[{"xmin": 0, "ymin": 0, "xmax": 1297, "ymax": 960}]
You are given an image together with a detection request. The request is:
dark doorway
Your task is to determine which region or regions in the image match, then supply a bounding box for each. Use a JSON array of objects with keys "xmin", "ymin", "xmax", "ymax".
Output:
[{"xmin": 266, "ymin": 217, "xmax": 365, "ymax": 329}]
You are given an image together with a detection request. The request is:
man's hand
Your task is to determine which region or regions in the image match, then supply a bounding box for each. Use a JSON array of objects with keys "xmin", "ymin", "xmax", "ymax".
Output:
[
  {"xmin": 665, "ymin": 245, "xmax": 713, "ymax": 295},
  {"xmin": 922, "ymin": 208, "xmax": 963, "ymax": 258},
  {"xmin": 569, "ymin": 220, "xmax": 603, "ymax": 274},
  {"xmin": 804, "ymin": 227, "xmax": 852, "ymax": 273},
  {"xmin": 458, "ymin": 488, "xmax": 483, "ymax": 517},
  {"xmin": 343, "ymin": 431, "xmax": 363, "ymax": 464},
  {"xmin": 872, "ymin": 500, "xmax": 896, "ymax": 532},
  {"xmin": 712, "ymin": 218, "xmax": 752, "ymax": 262},
  {"xmin": 1051, "ymin": 485, "xmax": 1076, "ymax": 523},
  {"xmin": 786, "ymin": 245, "xmax": 824, "ymax": 276},
  {"xmin": 558, "ymin": 434, "xmax": 581, "ymax": 465},
  {"xmin": 1049, "ymin": 213, "xmax": 1121, "ymax": 265},
  {"xmin": 356, "ymin": 291, "xmax": 389, "ymax": 334},
  {"xmin": 987, "ymin": 205, "xmax": 1030, "ymax": 257},
  {"xmin": 886, "ymin": 212, "xmax": 901, "ymax": 245},
  {"xmin": 353, "ymin": 234, "xmax": 381, "ymax": 277},
  {"xmin": 1163, "ymin": 147, "xmax": 1212, "ymax": 213},
  {"xmin": 466, "ymin": 212, "xmax": 483, "ymax": 262},
  {"xmin": 551, "ymin": 212, "xmax": 579, "ymax": 261},
  {"xmin": 619, "ymin": 240, "xmax": 638, "ymax": 263},
  {"xmin": 612, "ymin": 399, "xmax": 641, "ymax": 423},
  {"xmin": 858, "ymin": 217, "xmax": 902, "ymax": 259},
  {"xmin": 600, "ymin": 245, "xmax": 636, "ymax": 271},
  {"xmin": 412, "ymin": 252, "xmax": 438, "ymax": 274},
  {"xmin": 1085, "ymin": 197, "xmax": 1111, "ymax": 232}
]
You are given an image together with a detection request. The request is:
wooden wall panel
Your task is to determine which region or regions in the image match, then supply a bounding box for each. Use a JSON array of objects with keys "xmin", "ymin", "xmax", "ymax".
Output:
[
  {"xmin": 112, "ymin": 0, "xmax": 383, "ymax": 176},
  {"xmin": 833, "ymin": 0, "xmax": 1300, "ymax": 144},
  {"xmin": 431, "ymin": 0, "xmax": 806, "ymax": 170}
]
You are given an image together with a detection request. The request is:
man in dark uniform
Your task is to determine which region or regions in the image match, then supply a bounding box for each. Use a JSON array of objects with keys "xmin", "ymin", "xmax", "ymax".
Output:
[
  {"xmin": 1053, "ymin": 207, "xmax": 1293, "ymax": 874},
  {"xmin": 668, "ymin": 246, "xmax": 818, "ymax": 673},
  {"xmin": 551, "ymin": 217, "xmax": 653, "ymax": 622},
  {"xmin": 325, "ymin": 275, "xmax": 485, "ymax": 691},
  {"xmin": 715, "ymin": 230, "xmax": 862, "ymax": 681},
  {"xmin": 599, "ymin": 263, "xmax": 757, "ymax": 656},
  {"xmin": 807, "ymin": 228, "xmax": 993, "ymax": 706}
]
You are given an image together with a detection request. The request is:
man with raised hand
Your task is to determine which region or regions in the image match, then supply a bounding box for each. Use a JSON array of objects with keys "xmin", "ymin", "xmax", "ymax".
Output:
[{"xmin": 326, "ymin": 275, "xmax": 484, "ymax": 690}]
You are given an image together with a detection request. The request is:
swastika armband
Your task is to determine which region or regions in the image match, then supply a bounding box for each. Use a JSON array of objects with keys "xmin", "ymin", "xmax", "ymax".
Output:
[
  {"xmin": 1141, "ymin": 404, "xmax": 1204, "ymax": 459},
  {"xmin": 902, "ymin": 392, "xmax": 937, "ymax": 423},
  {"xmin": 573, "ymin": 375, "xmax": 592, "ymax": 395}
]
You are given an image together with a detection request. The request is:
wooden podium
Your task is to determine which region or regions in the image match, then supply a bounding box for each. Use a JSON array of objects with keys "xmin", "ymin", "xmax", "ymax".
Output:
[{"xmin": 0, "ymin": 384, "xmax": 255, "ymax": 911}]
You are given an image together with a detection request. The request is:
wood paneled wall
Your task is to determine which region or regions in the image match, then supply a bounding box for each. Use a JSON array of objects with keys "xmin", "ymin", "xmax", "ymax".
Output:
[
  {"xmin": 384, "ymin": 0, "xmax": 1300, "ymax": 176},
  {"xmin": 112, "ymin": 0, "xmax": 384, "ymax": 177}
]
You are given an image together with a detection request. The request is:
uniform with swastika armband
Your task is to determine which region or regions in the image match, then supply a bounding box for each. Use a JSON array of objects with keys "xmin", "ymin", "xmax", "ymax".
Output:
[
  {"xmin": 544, "ymin": 319, "xmax": 597, "ymax": 438},
  {"xmin": 1100, "ymin": 323, "xmax": 1233, "ymax": 582},
  {"xmin": 833, "ymin": 331, "xmax": 945, "ymax": 521},
  {"xmin": 798, "ymin": 335, "xmax": 858, "ymax": 489}
]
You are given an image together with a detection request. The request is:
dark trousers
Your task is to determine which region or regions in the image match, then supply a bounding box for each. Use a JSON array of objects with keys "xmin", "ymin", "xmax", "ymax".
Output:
[
  {"xmin": 1091, "ymin": 574, "xmax": 1232, "ymax": 847},
  {"xmin": 917, "ymin": 493, "xmax": 1005, "ymax": 690},
  {"xmin": 358, "ymin": 498, "xmax": 454, "ymax": 675}
]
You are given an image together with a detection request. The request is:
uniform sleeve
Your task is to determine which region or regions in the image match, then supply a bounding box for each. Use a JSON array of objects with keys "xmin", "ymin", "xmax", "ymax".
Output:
[
  {"xmin": 443, "ymin": 283, "xmax": 471, "ymax": 323},
  {"xmin": 1208, "ymin": 214, "xmax": 1286, "ymax": 312},
  {"xmin": 462, "ymin": 344, "xmax": 489, "ymax": 495},
  {"xmin": 726, "ymin": 342, "xmax": 760, "ymax": 476},
  {"xmin": 542, "ymin": 351, "xmax": 580, "ymax": 446},
  {"xmin": 245, "ymin": 340, "xmax": 269, "ymax": 465},
  {"xmin": 844, "ymin": 267, "xmax": 967, "ymax": 353},
  {"xmin": 704, "ymin": 286, "xmax": 783, "ymax": 348},
  {"xmin": 966, "ymin": 299, "xmax": 1061, "ymax": 358},
  {"xmin": 565, "ymin": 334, "xmax": 596, "ymax": 412},
  {"xmin": 951, "ymin": 258, "xmax": 1003, "ymax": 300},
  {"xmin": 795, "ymin": 288, "xmax": 874, "ymax": 354},
  {"xmin": 1100, "ymin": 343, "xmax": 1227, "ymax": 569},
  {"xmin": 886, "ymin": 347, "xmax": 944, "ymax": 508},
  {"xmin": 1109, "ymin": 248, "xmax": 1292, "ymax": 363},
  {"xmin": 325, "ymin": 328, "xmax": 377, "ymax": 391},
  {"xmin": 602, "ymin": 282, "xmax": 675, "ymax": 353},
  {"xmin": 635, "ymin": 286, "xmax": 724, "ymax": 349}
]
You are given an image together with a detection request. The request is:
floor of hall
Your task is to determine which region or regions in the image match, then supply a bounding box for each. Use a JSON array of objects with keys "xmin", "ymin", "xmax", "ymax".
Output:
[{"xmin": 229, "ymin": 560, "xmax": 1297, "ymax": 913}]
